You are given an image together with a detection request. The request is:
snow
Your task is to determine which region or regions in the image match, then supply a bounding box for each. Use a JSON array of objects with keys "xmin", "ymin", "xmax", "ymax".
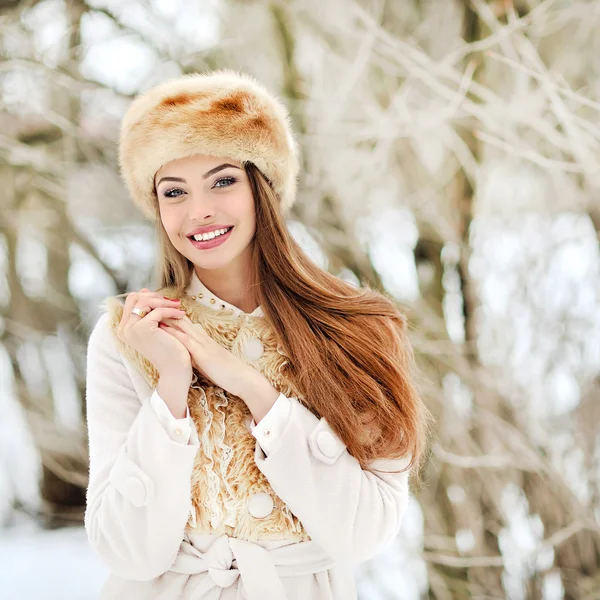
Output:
[{"xmin": 0, "ymin": 515, "xmax": 108, "ymax": 600}]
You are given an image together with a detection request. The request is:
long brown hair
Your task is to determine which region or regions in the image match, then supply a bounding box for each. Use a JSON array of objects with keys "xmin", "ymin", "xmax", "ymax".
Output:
[{"xmin": 154, "ymin": 163, "xmax": 432, "ymax": 475}]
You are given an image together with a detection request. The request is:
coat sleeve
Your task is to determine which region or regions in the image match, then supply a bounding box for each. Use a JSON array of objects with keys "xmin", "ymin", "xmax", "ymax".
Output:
[
  {"xmin": 84, "ymin": 312, "xmax": 200, "ymax": 581},
  {"xmin": 252, "ymin": 394, "xmax": 410, "ymax": 565},
  {"xmin": 150, "ymin": 388, "xmax": 199, "ymax": 445}
]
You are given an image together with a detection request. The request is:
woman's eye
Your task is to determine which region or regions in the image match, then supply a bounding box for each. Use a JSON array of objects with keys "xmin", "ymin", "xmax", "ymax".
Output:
[
  {"xmin": 213, "ymin": 177, "xmax": 237, "ymax": 189},
  {"xmin": 163, "ymin": 188, "xmax": 185, "ymax": 198}
]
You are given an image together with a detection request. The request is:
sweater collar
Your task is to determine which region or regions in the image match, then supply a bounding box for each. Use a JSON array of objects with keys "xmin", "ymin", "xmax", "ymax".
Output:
[{"xmin": 186, "ymin": 271, "xmax": 264, "ymax": 318}]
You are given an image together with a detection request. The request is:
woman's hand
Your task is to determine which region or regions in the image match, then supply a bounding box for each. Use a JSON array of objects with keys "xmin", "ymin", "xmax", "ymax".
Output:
[
  {"xmin": 117, "ymin": 288, "xmax": 192, "ymax": 380},
  {"xmin": 159, "ymin": 315, "xmax": 280, "ymax": 421},
  {"xmin": 158, "ymin": 315, "xmax": 257, "ymax": 397}
]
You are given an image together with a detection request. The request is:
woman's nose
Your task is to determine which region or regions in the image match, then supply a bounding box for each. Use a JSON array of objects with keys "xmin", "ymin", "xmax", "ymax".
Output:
[{"xmin": 189, "ymin": 194, "xmax": 216, "ymax": 220}]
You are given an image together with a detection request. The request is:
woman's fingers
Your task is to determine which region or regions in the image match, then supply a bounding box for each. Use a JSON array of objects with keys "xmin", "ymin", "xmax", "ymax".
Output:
[
  {"xmin": 160, "ymin": 322, "xmax": 186, "ymax": 337},
  {"xmin": 118, "ymin": 290, "xmax": 182, "ymax": 337},
  {"xmin": 119, "ymin": 292, "xmax": 147, "ymax": 337},
  {"xmin": 133, "ymin": 295, "xmax": 181, "ymax": 312},
  {"xmin": 168, "ymin": 315, "xmax": 192, "ymax": 330},
  {"xmin": 114, "ymin": 290, "xmax": 192, "ymax": 376},
  {"xmin": 168, "ymin": 315, "xmax": 208, "ymax": 338},
  {"xmin": 143, "ymin": 307, "xmax": 186, "ymax": 323}
]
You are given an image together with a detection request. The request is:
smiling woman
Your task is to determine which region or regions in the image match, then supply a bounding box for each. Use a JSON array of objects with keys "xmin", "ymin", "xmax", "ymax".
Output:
[
  {"xmin": 85, "ymin": 69, "xmax": 432, "ymax": 600},
  {"xmin": 153, "ymin": 155, "xmax": 257, "ymax": 285}
]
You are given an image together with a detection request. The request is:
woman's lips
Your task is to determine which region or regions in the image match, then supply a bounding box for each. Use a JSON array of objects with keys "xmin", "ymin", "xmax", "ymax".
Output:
[{"xmin": 188, "ymin": 226, "xmax": 234, "ymax": 250}]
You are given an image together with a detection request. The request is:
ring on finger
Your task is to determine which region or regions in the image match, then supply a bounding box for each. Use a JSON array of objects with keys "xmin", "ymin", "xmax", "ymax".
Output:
[{"xmin": 132, "ymin": 307, "xmax": 149, "ymax": 318}]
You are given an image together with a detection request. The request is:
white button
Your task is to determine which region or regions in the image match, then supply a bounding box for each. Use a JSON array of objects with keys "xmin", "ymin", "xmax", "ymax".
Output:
[
  {"xmin": 123, "ymin": 477, "xmax": 147, "ymax": 506},
  {"xmin": 175, "ymin": 428, "xmax": 182, "ymax": 436},
  {"xmin": 243, "ymin": 336, "xmax": 264, "ymax": 361},
  {"xmin": 247, "ymin": 492, "xmax": 274, "ymax": 519},
  {"xmin": 317, "ymin": 431, "xmax": 340, "ymax": 458}
]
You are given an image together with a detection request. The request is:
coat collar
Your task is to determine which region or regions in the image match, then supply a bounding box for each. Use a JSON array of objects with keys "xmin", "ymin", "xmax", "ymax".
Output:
[{"xmin": 186, "ymin": 271, "xmax": 264, "ymax": 318}]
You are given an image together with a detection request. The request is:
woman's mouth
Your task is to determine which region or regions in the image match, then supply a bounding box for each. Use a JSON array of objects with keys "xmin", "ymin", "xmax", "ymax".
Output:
[{"xmin": 187, "ymin": 226, "xmax": 234, "ymax": 250}]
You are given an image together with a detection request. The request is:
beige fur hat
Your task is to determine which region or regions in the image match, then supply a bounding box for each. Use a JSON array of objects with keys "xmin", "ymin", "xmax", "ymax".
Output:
[{"xmin": 118, "ymin": 69, "xmax": 300, "ymax": 220}]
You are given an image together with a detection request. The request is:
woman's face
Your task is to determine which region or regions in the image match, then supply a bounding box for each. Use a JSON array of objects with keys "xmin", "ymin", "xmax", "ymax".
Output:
[{"xmin": 154, "ymin": 155, "xmax": 256, "ymax": 272}]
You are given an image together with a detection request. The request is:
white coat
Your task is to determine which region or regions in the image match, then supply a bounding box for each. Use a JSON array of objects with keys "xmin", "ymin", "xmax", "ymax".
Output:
[{"xmin": 84, "ymin": 276, "xmax": 411, "ymax": 599}]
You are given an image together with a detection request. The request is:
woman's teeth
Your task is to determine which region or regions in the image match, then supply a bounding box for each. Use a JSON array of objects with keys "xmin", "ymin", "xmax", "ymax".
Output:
[{"xmin": 192, "ymin": 227, "xmax": 231, "ymax": 242}]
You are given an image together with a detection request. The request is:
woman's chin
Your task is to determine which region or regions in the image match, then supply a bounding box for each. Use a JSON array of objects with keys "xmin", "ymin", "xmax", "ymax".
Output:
[{"xmin": 186, "ymin": 251, "xmax": 237, "ymax": 271}]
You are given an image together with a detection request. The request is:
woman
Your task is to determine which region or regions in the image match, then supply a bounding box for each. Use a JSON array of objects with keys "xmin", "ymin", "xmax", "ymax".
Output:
[{"xmin": 84, "ymin": 69, "xmax": 431, "ymax": 600}]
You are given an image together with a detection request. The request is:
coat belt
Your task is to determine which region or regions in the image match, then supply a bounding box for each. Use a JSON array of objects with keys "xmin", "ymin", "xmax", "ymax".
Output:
[{"xmin": 169, "ymin": 534, "xmax": 336, "ymax": 599}]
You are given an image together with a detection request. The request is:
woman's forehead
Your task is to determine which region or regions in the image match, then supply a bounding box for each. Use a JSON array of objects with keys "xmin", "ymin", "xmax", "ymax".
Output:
[{"xmin": 155, "ymin": 155, "xmax": 242, "ymax": 180}]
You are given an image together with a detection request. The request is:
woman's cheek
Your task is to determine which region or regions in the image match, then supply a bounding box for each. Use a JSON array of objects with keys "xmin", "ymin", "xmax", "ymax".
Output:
[{"xmin": 161, "ymin": 214, "xmax": 181, "ymax": 243}]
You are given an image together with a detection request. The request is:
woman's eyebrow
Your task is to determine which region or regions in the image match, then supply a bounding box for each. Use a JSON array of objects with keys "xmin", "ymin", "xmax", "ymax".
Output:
[
  {"xmin": 156, "ymin": 176, "xmax": 186, "ymax": 187},
  {"xmin": 202, "ymin": 163, "xmax": 241, "ymax": 179},
  {"xmin": 155, "ymin": 164, "xmax": 241, "ymax": 187}
]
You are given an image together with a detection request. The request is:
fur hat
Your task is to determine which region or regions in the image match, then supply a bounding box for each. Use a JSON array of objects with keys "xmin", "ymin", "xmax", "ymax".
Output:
[{"xmin": 118, "ymin": 69, "xmax": 300, "ymax": 220}]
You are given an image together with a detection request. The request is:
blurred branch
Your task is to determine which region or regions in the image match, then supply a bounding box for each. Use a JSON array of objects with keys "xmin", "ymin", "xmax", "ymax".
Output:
[
  {"xmin": 432, "ymin": 443, "xmax": 538, "ymax": 471},
  {"xmin": 0, "ymin": 57, "xmax": 133, "ymax": 97},
  {"xmin": 87, "ymin": 5, "xmax": 179, "ymax": 67},
  {"xmin": 485, "ymin": 50, "xmax": 600, "ymax": 113},
  {"xmin": 423, "ymin": 518, "xmax": 595, "ymax": 569},
  {"xmin": 473, "ymin": 130, "xmax": 599, "ymax": 173}
]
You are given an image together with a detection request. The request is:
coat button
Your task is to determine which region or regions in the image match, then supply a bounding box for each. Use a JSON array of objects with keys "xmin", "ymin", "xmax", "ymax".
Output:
[
  {"xmin": 317, "ymin": 431, "xmax": 340, "ymax": 458},
  {"xmin": 123, "ymin": 477, "xmax": 147, "ymax": 507},
  {"xmin": 243, "ymin": 336, "xmax": 264, "ymax": 361},
  {"xmin": 247, "ymin": 492, "xmax": 274, "ymax": 519}
]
